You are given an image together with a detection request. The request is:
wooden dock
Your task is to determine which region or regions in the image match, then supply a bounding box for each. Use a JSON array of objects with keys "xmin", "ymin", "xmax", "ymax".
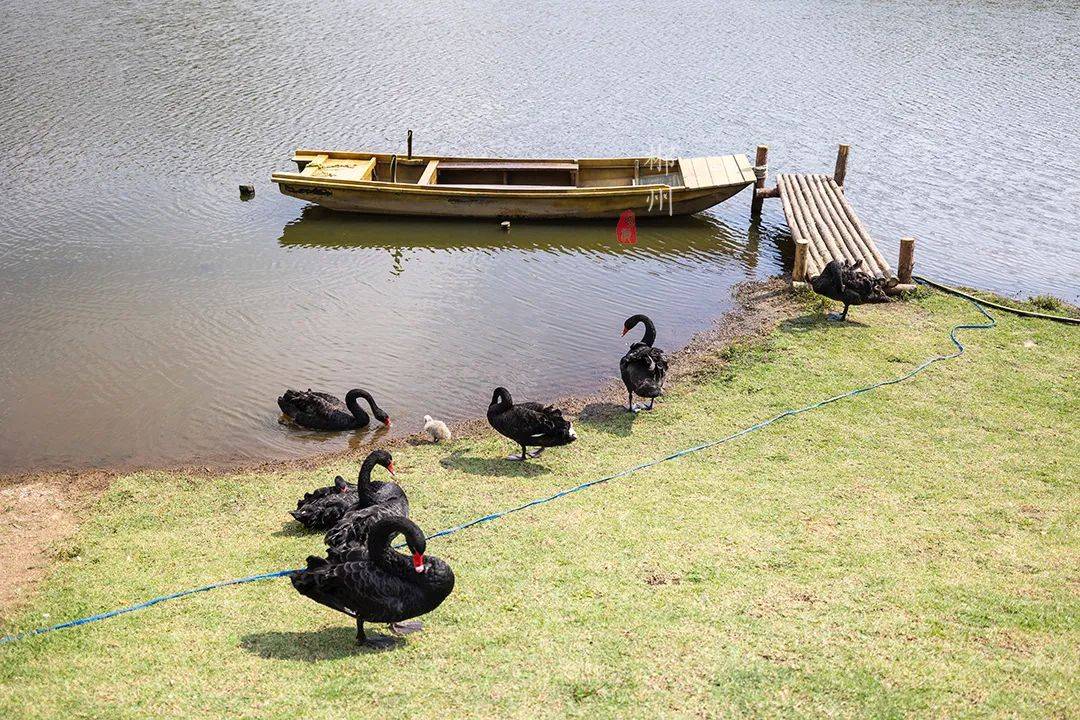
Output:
[{"xmin": 751, "ymin": 145, "xmax": 916, "ymax": 294}]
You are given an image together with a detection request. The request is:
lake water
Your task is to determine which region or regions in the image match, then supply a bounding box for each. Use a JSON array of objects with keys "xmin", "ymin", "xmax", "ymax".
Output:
[{"xmin": 1, "ymin": 0, "xmax": 1077, "ymax": 474}]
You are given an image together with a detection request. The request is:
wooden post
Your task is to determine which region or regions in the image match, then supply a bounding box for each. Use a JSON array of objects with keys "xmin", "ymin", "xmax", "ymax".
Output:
[
  {"xmin": 898, "ymin": 236, "xmax": 915, "ymax": 283},
  {"xmin": 750, "ymin": 144, "xmax": 768, "ymax": 218},
  {"xmin": 407, "ymin": 129, "xmax": 413, "ymax": 159},
  {"xmin": 793, "ymin": 239, "xmax": 809, "ymax": 282},
  {"xmin": 833, "ymin": 143, "xmax": 850, "ymax": 188}
]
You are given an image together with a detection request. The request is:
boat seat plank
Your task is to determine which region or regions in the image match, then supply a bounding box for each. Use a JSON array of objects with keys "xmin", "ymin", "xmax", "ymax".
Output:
[
  {"xmin": 437, "ymin": 160, "xmax": 578, "ymax": 172},
  {"xmin": 417, "ymin": 160, "xmax": 438, "ymax": 185}
]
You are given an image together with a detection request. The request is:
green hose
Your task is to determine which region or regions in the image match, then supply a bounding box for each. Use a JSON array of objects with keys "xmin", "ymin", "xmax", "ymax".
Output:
[{"xmin": 912, "ymin": 275, "xmax": 1079, "ymax": 325}]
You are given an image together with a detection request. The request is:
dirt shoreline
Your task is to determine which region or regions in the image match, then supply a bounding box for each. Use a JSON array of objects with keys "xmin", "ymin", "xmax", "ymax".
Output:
[{"xmin": 0, "ymin": 278, "xmax": 801, "ymax": 618}]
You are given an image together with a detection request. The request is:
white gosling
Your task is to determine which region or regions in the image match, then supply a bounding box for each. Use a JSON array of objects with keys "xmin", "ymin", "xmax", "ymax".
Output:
[{"xmin": 423, "ymin": 415, "xmax": 452, "ymax": 443}]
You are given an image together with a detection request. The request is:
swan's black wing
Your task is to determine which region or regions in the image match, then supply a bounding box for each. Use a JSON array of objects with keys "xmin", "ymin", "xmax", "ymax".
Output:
[
  {"xmin": 278, "ymin": 389, "xmax": 344, "ymax": 415},
  {"xmin": 291, "ymin": 492, "xmax": 358, "ymax": 530},
  {"xmin": 515, "ymin": 403, "xmax": 576, "ymax": 447},
  {"xmin": 291, "ymin": 555, "xmax": 409, "ymax": 621},
  {"xmin": 808, "ymin": 260, "xmax": 847, "ymax": 302},
  {"xmin": 515, "ymin": 402, "xmax": 567, "ymax": 433},
  {"xmin": 324, "ymin": 495, "xmax": 411, "ymax": 556},
  {"xmin": 840, "ymin": 263, "xmax": 888, "ymax": 303},
  {"xmin": 366, "ymin": 480, "xmax": 408, "ymax": 506},
  {"xmin": 277, "ymin": 389, "xmax": 356, "ymax": 430},
  {"xmin": 621, "ymin": 344, "xmax": 668, "ymax": 398},
  {"xmin": 295, "ymin": 476, "xmax": 357, "ymax": 510}
]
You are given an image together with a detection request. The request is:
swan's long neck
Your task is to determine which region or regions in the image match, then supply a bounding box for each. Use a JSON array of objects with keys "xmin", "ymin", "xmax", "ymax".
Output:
[
  {"xmin": 367, "ymin": 519, "xmax": 422, "ymax": 573},
  {"xmin": 357, "ymin": 455, "xmax": 378, "ymax": 493},
  {"xmin": 344, "ymin": 389, "xmax": 374, "ymax": 420},
  {"xmin": 638, "ymin": 317, "xmax": 656, "ymax": 347}
]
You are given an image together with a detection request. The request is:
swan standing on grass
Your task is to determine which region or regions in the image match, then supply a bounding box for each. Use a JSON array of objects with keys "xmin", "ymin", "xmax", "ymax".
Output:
[
  {"xmin": 290, "ymin": 475, "xmax": 357, "ymax": 531},
  {"xmin": 291, "ymin": 516, "xmax": 454, "ymax": 646},
  {"xmin": 486, "ymin": 387, "xmax": 577, "ymax": 461},
  {"xmin": 423, "ymin": 415, "xmax": 451, "ymax": 443},
  {"xmin": 324, "ymin": 450, "xmax": 409, "ymax": 561},
  {"xmin": 277, "ymin": 388, "xmax": 391, "ymax": 431},
  {"xmin": 808, "ymin": 259, "xmax": 891, "ymax": 321},
  {"xmin": 620, "ymin": 314, "xmax": 668, "ymax": 412}
]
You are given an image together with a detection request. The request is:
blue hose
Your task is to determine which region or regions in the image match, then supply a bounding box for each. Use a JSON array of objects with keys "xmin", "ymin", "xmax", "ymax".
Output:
[{"xmin": 0, "ymin": 281, "xmax": 998, "ymax": 645}]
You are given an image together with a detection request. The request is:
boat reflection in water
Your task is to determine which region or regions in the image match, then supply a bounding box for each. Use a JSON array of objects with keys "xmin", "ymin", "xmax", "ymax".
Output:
[{"xmin": 278, "ymin": 204, "xmax": 764, "ymax": 273}]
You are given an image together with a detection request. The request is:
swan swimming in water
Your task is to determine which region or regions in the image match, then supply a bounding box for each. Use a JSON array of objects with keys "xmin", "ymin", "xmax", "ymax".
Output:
[{"xmin": 277, "ymin": 388, "xmax": 391, "ymax": 431}]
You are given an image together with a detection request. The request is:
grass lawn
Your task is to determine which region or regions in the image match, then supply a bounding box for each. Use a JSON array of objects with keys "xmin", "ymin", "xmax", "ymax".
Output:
[{"xmin": 1, "ymin": 286, "xmax": 1077, "ymax": 719}]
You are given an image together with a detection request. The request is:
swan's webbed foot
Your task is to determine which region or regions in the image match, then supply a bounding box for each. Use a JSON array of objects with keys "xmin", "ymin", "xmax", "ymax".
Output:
[
  {"xmin": 644, "ymin": 398, "xmax": 656, "ymax": 411},
  {"xmin": 628, "ymin": 403, "xmax": 641, "ymax": 413},
  {"xmin": 506, "ymin": 452, "xmax": 526, "ymax": 461},
  {"xmin": 356, "ymin": 619, "xmax": 398, "ymax": 649},
  {"xmin": 527, "ymin": 447, "xmax": 545, "ymax": 458},
  {"xmin": 390, "ymin": 620, "xmax": 424, "ymax": 635},
  {"xmin": 361, "ymin": 634, "xmax": 399, "ymax": 649},
  {"xmin": 826, "ymin": 312, "xmax": 846, "ymax": 322}
]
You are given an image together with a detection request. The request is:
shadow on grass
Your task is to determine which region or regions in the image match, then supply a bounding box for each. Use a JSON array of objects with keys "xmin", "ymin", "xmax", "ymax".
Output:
[
  {"xmin": 779, "ymin": 312, "xmax": 869, "ymax": 333},
  {"xmin": 240, "ymin": 626, "xmax": 404, "ymax": 660},
  {"xmin": 578, "ymin": 401, "xmax": 637, "ymax": 436},
  {"xmin": 271, "ymin": 520, "xmax": 317, "ymax": 538},
  {"xmin": 439, "ymin": 449, "xmax": 548, "ymax": 478}
]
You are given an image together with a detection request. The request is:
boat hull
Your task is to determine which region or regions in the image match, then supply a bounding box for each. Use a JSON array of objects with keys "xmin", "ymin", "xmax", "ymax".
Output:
[
  {"xmin": 271, "ymin": 150, "xmax": 756, "ymax": 219},
  {"xmin": 274, "ymin": 181, "xmax": 748, "ymax": 219}
]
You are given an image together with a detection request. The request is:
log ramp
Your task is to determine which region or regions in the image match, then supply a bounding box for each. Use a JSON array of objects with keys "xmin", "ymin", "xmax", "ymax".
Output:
[{"xmin": 751, "ymin": 144, "xmax": 916, "ymax": 294}]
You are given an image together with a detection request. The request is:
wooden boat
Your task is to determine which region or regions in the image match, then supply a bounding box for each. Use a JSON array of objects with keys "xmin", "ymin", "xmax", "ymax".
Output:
[{"xmin": 271, "ymin": 150, "xmax": 756, "ymax": 219}]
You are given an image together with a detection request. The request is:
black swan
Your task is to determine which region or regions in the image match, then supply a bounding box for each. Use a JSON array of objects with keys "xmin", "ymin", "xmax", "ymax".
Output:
[
  {"xmin": 620, "ymin": 314, "xmax": 669, "ymax": 412},
  {"xmin": 291, "ymin": 516, "xmax": 455, "ymax": 645},
  {"xmin": 808, "ymin": 259, "xmax": 890, "ymax": 321},
  {"xmin": 486, "ymin": 387, "xmax": 577, "ymax": 461},
  {"xmin": 290, "ymin": 475, "xmax": 358, "ymax": 531},
  {"xmin": 277, "ymin": 388, "xmax": 391, "ymax": 431},
  {"xmin": 324, "ymin": 450, "xmax": 408, "ymax": 561}
]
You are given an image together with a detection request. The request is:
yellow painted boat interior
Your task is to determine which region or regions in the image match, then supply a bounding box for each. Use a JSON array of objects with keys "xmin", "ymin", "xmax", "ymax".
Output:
[{"xmin": 285, "ymin": 151, "xmax": 754, "ymax": 191}]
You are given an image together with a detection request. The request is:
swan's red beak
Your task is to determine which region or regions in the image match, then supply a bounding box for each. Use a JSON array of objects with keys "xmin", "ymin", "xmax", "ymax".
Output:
[
  {"xmin": 383, "ymin": 418, "xmax": 392, "ymax": 428},
  {"xmin": 387, "ymin": 461, "xmax": 396, "ymax": 478},
  {"xmin": 412, "ymin": 552, "xmax": 426, "ymax": 573},
  {"xmin": 621, "ymin": 327, "xmax": 629, "ymax": 336}
]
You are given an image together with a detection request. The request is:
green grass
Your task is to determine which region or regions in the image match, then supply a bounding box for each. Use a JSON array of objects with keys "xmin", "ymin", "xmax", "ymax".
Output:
[{"xmin": 1, "ymin": 290, "xmax": 1077, "ymax": 719}]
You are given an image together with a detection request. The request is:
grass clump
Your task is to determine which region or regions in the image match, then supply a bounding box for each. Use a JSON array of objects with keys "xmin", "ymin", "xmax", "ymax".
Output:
[{"xmin": 0, "ymin": 290, "xmax": 1077, "ymax": 719}]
